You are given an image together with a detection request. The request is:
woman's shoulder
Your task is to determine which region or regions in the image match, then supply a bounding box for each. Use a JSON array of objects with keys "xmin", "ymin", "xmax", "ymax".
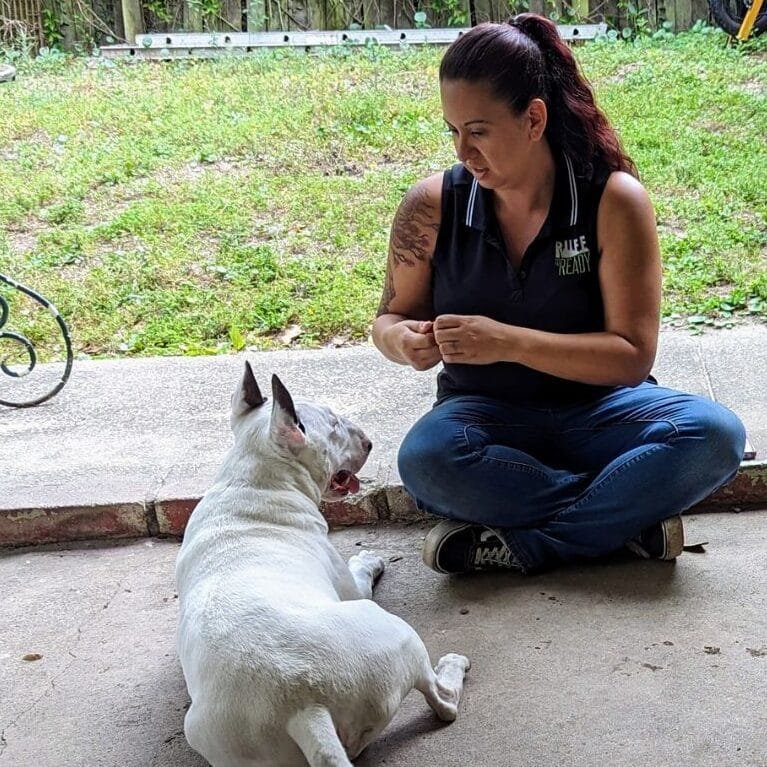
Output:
[
  {"xmin": 395, "ymin": 165, "xmax": 477, "ymax": 230},
  {"xmin": 600, "ymin": 171, "xmax": 654, "ymax": 217},
  {"xmin": 395, "ymin": 171, "xmax": 445, "ymax": 222},
  {"xmin": 403, "ymin": 164, "xmax": 472, "ymax": 194},
  {"xmin": 410, "ymin": 171, "xmax": 445, "ymax": 198},
  {"xmin": 596, "ymin": 171, "xmax": 657, "ymax": 255},
  {"xmin": 389, "ymin": 173, "xmax": 443, "ymax": 244}
]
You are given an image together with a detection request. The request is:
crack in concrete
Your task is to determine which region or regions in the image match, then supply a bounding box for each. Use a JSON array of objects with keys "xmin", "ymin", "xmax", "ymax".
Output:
[
  {"xmin": 102, "ymin": 580, "xmax": 124, "ymax": 611},
  {"xmin": 0, "ymin": 580, "xmax": 125, "ymax": 757},
  {"xmin": 696, "ymin": 339, "xmax": 717, "ymax": 402}
]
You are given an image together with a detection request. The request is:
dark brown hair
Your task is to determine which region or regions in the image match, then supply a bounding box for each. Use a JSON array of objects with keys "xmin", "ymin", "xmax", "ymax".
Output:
[{"xmin": 439, "ymin": 14, "xmax": 637, "ymax": 178}]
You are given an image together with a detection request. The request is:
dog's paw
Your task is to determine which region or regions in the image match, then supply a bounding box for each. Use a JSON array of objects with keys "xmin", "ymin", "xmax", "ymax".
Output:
[
  {"xmin": 350, "ymin": 550, "xmax": 386, "ymax": 579},
  {"xmin": 436, "ymin": 653, "xmax": 471, "ymax": 674}
]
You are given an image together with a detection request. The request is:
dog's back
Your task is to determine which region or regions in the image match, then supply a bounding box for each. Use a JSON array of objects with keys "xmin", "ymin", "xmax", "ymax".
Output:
[{"xmin": 176, "ymin": 368, "xmax": 469, "ymax": 767}]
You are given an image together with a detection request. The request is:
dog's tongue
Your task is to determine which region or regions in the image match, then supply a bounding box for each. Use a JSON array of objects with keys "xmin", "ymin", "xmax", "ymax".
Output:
[{"xmin": 331, "ymin": 470, "xmax": 360, "ymax": 495}]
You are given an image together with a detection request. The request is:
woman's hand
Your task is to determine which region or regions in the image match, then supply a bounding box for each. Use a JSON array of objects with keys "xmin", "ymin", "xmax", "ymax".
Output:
[
  {"xmin": 433, "ymin": 314, "xmax": 511, "ymax": 365},
  {"xmin": 385, "ymin": 319, "xmax": 442, "ymax": 371}
]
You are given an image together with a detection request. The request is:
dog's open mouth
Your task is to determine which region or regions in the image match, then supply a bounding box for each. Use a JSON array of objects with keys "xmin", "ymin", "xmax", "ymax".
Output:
[{"xmin": 329, "ymin": 469, "xmax": 360, "ymax": 496}]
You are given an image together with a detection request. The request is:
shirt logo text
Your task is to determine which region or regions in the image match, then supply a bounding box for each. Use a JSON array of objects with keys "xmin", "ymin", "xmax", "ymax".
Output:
[{"xmin": 555, "ymin": 235, "xmax": 591, "ymax": 276}]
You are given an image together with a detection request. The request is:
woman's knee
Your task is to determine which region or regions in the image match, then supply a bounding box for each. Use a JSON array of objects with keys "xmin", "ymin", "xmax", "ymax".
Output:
[
  {"xmin": 397, "ymin": 415, "xmax": 466, "ymax": 496},
  {"xmin": 686, "ymin": 399, "xmax": 746, "ymax": 475}
]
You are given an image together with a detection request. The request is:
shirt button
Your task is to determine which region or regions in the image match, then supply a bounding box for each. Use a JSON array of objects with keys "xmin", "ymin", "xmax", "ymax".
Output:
[
  {"xmin": 519, "ymin": 270, "xmax": 527, "ymax": 280},
  {"xmin": 511, "ymin": 290, "xmax": 523, "ymax": 302}
]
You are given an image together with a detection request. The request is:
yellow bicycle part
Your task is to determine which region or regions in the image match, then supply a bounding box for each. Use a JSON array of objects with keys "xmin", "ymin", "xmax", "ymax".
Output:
[{"xmin": 737, "ymin": 0, "xmax": 765, "ymax": 40}]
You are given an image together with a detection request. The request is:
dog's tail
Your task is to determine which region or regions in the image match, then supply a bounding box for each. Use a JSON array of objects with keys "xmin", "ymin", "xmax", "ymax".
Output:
[{"xmin": 286, "ymin": 704, "xmax": 353, "ymax": 767}]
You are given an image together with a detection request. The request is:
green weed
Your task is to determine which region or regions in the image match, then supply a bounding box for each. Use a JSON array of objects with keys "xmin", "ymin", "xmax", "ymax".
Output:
[{"xmin": 0, "ymin": 35, "xmax": 765, "ymax": 359}]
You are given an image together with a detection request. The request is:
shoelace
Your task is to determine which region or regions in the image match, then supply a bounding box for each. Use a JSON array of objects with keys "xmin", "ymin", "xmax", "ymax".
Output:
[
  {"xmin": 473, "ymin": 543, "xmax": 513, "ymax": 568},
  {"xmin": 625, "ymin": 540, "xmax": 651, "ymax": 559}
]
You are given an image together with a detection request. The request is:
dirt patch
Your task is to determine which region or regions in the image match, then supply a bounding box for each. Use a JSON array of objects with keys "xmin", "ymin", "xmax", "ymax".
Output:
[
  {"xmin": 732, "ymin": 79, "xmax": 766, "ymax": 97},
  {"xmin": 707, "ymin": 283, "xmax": 735, "ymax": 298},
  {"xmin": 603, "ymin": 62, "xmax": 644, "ymax": 84},
  {"xmin": 5, "ymin": 218, "xmax": 51, "ymax": 255},
  {"xmin": 150, "ymin": 157, "xmax": 255, "ymax": 188},
  {"xmin": 658, "ymin": 220, "xmax": 687, "ymax": 239},
  {"xmin": 697, "ymin": 119, "xmax": 730, "ymax": 134},
  {"xmin": 81, "ymin": 183, "xmax": 153, "ymax": 228},
  {"xmin": 79, "ymin": 158, "xmax": 257, "ymax": 226}
]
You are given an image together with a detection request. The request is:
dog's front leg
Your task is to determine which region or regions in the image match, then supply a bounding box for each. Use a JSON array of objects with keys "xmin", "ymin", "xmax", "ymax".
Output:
[
  {"xmin": 346, "ymin": 550, "xmax": 385, "ymax": 599},
  {"xmin": 416, "ymin": 652, "xmax": 471, "ymax": 722}
]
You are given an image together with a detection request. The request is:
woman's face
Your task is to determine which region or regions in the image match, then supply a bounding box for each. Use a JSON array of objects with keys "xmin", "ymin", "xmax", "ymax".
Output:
[{"xmin": 440, "ymin": 78, "xmax": 538, "ymax": 190}]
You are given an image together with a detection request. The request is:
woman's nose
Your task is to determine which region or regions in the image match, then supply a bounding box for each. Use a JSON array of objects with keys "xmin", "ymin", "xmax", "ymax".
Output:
[
  {"xmin": 455, "ymin": 133, "xmax": 475, "ymax": 163},
  {"xmin": 455, "ymin": 133, "xmax": 469, "ymax": 161}
]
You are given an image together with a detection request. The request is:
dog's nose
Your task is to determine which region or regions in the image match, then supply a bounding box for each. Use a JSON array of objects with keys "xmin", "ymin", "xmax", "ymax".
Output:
[{"xmin": 363, "ymin": 438, "xmax": 373, "ymax": 454}]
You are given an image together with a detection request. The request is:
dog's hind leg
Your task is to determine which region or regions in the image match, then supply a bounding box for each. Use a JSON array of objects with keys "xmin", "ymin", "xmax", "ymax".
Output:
[
  {"xmin": 286, "ymin": 704, "xmax": 353, "ymax": 767},
  {"xmin": 346, "ymin": 550, "xmax": 385, "ymax": 599},
  {"xmin": 415, "ymin": 652, "xmax": 471, "ymax": 722}
]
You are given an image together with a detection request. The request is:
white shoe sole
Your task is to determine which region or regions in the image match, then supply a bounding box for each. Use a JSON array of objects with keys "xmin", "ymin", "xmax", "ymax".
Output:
[
  {"xmin": 660, "ymin": 515, "xmax": 685, "ymax": 560},
  {"xmin": 422, "ymin": 521, "xmax": 472, "ymax": 573}
]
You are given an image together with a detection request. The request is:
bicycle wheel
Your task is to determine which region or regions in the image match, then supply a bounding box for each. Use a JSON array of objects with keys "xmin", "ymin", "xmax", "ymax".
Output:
[{"xmin": 708, "ymin": 0, "xmax": 767, "ymax": 35}]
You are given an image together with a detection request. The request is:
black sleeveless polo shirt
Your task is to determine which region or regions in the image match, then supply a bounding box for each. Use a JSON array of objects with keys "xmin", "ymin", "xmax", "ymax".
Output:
[{"xmin": 433, "ymin": 153, "xmax": 617, "ymax": 407}]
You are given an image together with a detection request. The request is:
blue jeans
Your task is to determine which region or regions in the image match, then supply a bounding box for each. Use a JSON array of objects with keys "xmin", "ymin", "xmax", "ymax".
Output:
[{"xmin": 398, "ymin": 383, "xmax": 746, "ymax": 574}]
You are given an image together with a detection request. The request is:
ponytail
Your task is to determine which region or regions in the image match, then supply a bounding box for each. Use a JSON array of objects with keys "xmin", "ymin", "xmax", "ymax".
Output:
[{"xmin": 439, "ymin": 15, "xmax": 637, "ymax": 178}]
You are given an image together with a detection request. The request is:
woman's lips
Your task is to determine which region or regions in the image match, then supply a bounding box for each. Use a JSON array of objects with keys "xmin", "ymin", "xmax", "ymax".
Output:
[{"xmin": 466, "ymin": 165, "xmax": 488, "ymax": 179}]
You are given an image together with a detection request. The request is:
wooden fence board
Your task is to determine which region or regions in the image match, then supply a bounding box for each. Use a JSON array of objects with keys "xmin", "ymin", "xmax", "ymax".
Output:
[
  {"xmin": 0, "ymin": 0, "xmax": 719, "ymax": 47},
  {"xmin": 675, "ymin": 0, "xmax": 693, "ymax": 28},
  {"xmin": 691, "ymin": 0, "xmax": 709, "ymax": 23},
  {"xmin": 121, "ymin": 0, "xmax": 143, "ymax": 37},
  {"xmin": 220, "ymin": 0, "xmax": 242, "ymax": 29},
  {"xmin": 1, "ymin": 0, "xmax": 44, "ymax": 44},
  {"xmin": 472, "ymin": 0, "xmax": 509, "ymax": 24}
]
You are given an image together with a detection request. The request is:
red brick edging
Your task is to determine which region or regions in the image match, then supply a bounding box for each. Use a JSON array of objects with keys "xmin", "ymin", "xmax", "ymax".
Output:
[{"xmin": 2, "ymin": 463, "xmax": 766, "ymax": 548}]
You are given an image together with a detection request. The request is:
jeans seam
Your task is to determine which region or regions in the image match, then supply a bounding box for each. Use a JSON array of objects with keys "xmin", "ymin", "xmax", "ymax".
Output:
[
  {"xmin": 556, "ymin": 441, "xmax": 668, "ymax": 519},
  {"xmin": 559, "ymin": 418, "xmax": 681, "ymax": 438},
  {"xmin": 462, "ymin": 424, "xmax": 556, "ymax": 483}
]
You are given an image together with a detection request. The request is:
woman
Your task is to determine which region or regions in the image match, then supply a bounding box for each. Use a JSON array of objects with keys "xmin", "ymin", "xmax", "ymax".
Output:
[{"xmin": 372, "ymin": 14, "xmax": 746, "ymax": 575}]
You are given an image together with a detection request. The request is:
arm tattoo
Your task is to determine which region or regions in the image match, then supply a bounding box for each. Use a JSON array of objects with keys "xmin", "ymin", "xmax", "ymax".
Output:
[
  {"xmin": 390, "ymin": 187, "xmax": 439, "ymax": 267},
  {"xmin": 377, "ymin": 266, "xmax": 396, "ymax": 316},
  {"xmin": 377, "ymin": 186, "xmax": 439, "ymax": 317}
]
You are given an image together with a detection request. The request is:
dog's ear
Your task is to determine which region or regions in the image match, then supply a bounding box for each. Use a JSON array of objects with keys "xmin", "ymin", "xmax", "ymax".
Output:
[
  {"xmin": 270, "ymin": 374, "xmax": 306, "ymax": 450},
  {"xmin": 231, "ymin": 361, "xmax": 267, "ymax": 418}
]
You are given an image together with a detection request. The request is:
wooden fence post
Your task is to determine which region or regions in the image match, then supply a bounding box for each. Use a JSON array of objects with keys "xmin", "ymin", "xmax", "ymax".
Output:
[
  {"xmin": 220, "ymin": 0, "xmax": 243, "ymax": 29},
  {"xmin": 121, "ymin": 0, "xmax": 143, "ymax": 40},
  {"xmin": 674, "ymin": 0, "xmax": 693, "ymax": 28},
  {"xmin": 572, "ymin": 0, "xmax": 589, "ymax": 19}
]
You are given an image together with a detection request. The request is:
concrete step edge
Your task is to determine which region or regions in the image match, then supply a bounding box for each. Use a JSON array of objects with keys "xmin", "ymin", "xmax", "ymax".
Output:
[{"xmin": 1, "ymin": 462, "xmax": 765, "ymax": 548}]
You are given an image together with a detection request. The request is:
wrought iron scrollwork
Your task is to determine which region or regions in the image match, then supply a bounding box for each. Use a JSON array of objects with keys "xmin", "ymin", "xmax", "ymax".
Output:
[{"xmin": 0, "ymin": 272, "xmax": 73, "ymax": 408}]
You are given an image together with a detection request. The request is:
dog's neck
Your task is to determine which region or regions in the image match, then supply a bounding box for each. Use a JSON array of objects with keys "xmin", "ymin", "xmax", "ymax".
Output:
[{"xmin": 216, "ymin": 442, "xmax": 327, "ymax": 508}]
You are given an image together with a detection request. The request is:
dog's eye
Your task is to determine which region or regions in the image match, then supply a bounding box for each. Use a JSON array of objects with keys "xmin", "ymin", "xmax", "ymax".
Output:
[{"xmin": 297, "ymin": 420, "xmax": 306, "ymax": 434}]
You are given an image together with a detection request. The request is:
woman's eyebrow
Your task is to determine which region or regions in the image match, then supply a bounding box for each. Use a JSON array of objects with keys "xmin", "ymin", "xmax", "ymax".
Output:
[{"xmin": 443, "ymin": 118, "xmax": 492, "ymax": 128}]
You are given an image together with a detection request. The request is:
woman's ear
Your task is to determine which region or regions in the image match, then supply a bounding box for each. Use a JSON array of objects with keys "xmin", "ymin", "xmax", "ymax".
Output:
[{"xmin": 527, "ymin": 98, "xmax": 548, "ymax": 141}]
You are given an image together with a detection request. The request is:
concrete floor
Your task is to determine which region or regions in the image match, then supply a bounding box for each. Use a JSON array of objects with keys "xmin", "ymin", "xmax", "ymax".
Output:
[{"xmin": 2, "ymin": 513, "xmax": 766, "ymax": 767}]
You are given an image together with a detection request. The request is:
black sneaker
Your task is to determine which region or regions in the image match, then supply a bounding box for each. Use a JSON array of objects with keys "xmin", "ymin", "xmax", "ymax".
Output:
[
  {"xmin": 422, "ymin": 521, "xmax": 518, "ymax": 574},
  {"xmin": 626, "ymin": 516, "xmax": 685, "ymax": 561}
]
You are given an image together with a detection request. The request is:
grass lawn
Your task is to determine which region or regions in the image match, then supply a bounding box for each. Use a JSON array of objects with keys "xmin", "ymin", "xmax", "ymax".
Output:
[{"xmin": 0, "ymin": 28, "xmax": 766, "ymax": 361}]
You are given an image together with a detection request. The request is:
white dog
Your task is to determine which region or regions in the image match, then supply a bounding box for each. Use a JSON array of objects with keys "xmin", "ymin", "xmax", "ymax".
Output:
[{"xmin": 175, "ymin": 364, "xmax": 470, "ymax": 767}]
